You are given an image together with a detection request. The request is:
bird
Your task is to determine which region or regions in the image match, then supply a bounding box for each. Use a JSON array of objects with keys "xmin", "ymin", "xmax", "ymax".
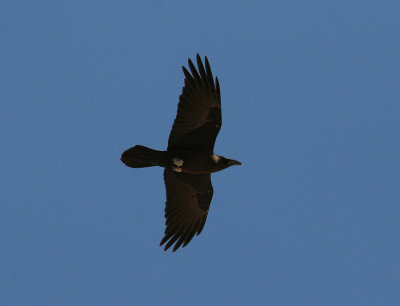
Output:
[{"xmin": 121, "ymin": 54, "xmax": 241, "ymax": 252}]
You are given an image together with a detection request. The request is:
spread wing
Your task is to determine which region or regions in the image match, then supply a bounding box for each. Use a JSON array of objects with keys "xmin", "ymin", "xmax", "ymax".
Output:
[
  {"xmin": 161, "ymin": 168, "xmax": 213, "ymax": 252},
  {"xmin": 167, "ymin": 54, "xmax": 221, "ymax": 152}
]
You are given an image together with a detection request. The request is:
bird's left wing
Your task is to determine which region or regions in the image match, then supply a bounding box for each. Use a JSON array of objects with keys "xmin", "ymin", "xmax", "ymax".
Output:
[
  {"xmin": 167, "ymin": 54, "xmax": 221, "ymax": 152},
  {"xmin": 161, "ymin": 168, "xmax": 213, "ymax": 252}
]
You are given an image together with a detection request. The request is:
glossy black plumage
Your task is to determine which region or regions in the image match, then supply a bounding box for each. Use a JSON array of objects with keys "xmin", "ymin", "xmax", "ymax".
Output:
[
  {"xmin": 161, "ymin": 168, "xmax": 212, "ymax": 252},
  {"xmin": 121, "ymin": 54, "xmax": 241, "ymax": 252},
  {"xmin": 168, "ymin": 55, "xmax": 221, "ymax": 152}
]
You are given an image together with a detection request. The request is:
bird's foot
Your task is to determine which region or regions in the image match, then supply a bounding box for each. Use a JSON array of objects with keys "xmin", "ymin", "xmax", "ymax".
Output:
[
  {"xmin": 172, "ymin": 166, "xmax": 182, "ymax": 173},
  {"xmin": 172, "ymin": 157, "xmax": 183, "ymax": 173},
  {"xmin": 172, "ymin": 157, "xmax": 184, "ymax": 167}
]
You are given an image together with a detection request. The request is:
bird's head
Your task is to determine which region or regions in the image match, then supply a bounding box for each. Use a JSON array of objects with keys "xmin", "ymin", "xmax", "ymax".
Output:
[{"xmin": 212, "ymin": 154, "xmax": 242, "ymax": 171}]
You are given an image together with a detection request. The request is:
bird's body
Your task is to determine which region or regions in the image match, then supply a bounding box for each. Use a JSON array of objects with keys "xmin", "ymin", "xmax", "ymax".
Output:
[
  {"xmin": 121, "ymin": 54, "xmax": 241, "ymax": 252},
  {"xmin": 170, "ymin": 151, "xmax": 233, "ymax": 174},
  {"xmin": 121, "ymin": 146, "xmax": 237, "ymax": 174}
]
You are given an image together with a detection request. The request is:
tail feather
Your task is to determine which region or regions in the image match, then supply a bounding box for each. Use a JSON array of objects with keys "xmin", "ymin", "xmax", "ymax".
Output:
[{"xmin": 121, "ymin": 145, "xmax": 168, "ymax": 168}]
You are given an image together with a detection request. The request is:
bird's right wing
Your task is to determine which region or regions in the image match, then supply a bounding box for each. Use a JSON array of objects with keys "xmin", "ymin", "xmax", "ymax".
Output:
[
  {"xmin": 167, "ymin": 54, "xmax": 221, "ymax": 152},
  {"xmin": 161, "ymin": 168, "xmax": 213, "ymax": 252}
]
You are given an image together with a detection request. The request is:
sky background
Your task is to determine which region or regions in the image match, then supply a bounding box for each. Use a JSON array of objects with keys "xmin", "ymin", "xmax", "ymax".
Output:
[{"xmin": 1, "ymin": 1, "xmax": 400, "ymax": 305}]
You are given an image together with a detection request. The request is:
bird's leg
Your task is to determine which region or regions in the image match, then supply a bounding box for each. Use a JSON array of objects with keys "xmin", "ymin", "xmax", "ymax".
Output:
[
  {"xmin": 172, "ymin": 166, "xmax": 182, "ymax": 172},
  {"xmin": 172, "ymin": 157, "xmax": 183, "ymax": 172},
  {"xmin": 172, "ymin": 157, "xmax": 183, "ymax": 167}
]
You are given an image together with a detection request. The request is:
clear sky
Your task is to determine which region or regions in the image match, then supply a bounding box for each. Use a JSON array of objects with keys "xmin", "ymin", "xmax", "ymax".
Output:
[{"xmin": 1, "ymin": 1, "xmax": 399, "ymax": 305}]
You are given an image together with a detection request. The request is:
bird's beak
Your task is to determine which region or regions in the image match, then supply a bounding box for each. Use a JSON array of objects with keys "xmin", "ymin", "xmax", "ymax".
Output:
[{"xmin": 229, "ymin": 159, "xmax": 242, "ymax": 166}]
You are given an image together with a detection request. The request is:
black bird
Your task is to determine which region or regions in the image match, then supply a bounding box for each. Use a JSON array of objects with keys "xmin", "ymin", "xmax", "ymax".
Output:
[{"xmin": 121, "ymin": 54, "xmax": 241, "ymax": 252}]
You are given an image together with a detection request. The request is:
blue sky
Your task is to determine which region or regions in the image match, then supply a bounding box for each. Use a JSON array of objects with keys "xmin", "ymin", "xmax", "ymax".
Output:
[{"xmin": 1, "ymin": 1, "xmax": 399, "ymax": 305}]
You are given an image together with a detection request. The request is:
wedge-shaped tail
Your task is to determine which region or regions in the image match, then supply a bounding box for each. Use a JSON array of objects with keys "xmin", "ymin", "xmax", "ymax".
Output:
[{"xmin": 121, "ymin": 145, "xmax": 168, "ymax": 168}]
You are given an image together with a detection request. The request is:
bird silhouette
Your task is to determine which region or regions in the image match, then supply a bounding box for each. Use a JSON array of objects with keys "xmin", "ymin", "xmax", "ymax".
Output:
[{"xmin": 121, "ymin": 54, "xmax": 241, "ymax": 252}]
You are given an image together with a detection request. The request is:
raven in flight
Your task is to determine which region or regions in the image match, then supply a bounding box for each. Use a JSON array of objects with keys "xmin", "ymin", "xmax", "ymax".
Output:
[{"xmin": 121, "ymin": 54, "xmax": 241, "ymax": 252}]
